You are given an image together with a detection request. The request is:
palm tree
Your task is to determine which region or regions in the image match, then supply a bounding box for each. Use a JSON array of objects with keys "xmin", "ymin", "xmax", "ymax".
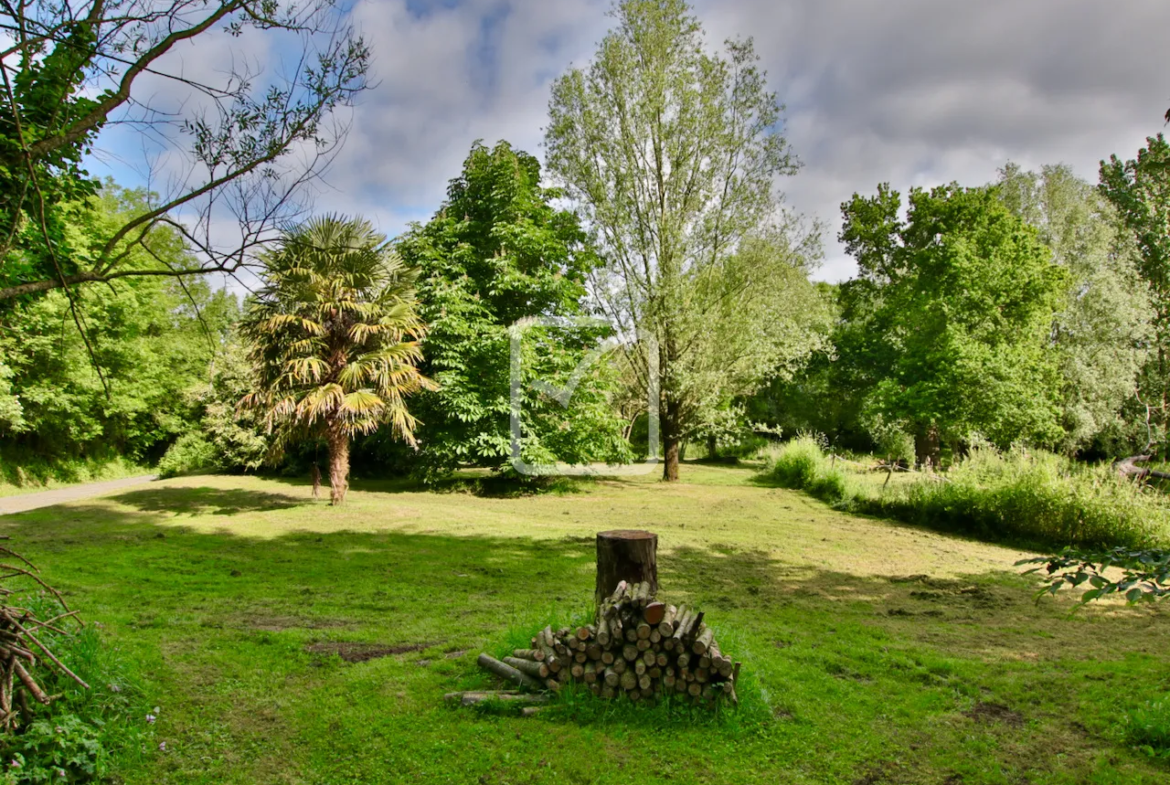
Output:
[{"xmin": 240, "ymin": 215, "xmax": 432, "ymax": 504}]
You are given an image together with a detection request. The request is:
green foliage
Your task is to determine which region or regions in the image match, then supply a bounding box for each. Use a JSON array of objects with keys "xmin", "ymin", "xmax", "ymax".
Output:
[
  {"xmin": 1018, "ymin": 546, "xmax": 1170, "ymax": 606},
  {"xmin": 1100, "ymin": 133, "xmax": 1170, "ymax": 452},
  {"xmin": 545, "ymin": 0, "xmax": 814, "ymax": 479},
  {"xmin": 0, "ymin": 184, "xmax": 238, "ymax": 468},
  {"xmin": 157, "ymin": 433, "xmax": 220, "ymax": 479},
  {"xmin": 765, "ymin": 435, "xmax": 856, "ymax": 506},
  {"xmin": 0, "ymin": 0, "xmax": 369, "ymax": 304},
  {"xmin": 998, "ymin": 163, "xmax": 1152, "ymax": 454},
  {"xmin": 0, "ymin": 596, "xmax": 149, "ymax": 785},
  {"xmin": 1125, "ymin": 698, "xmax": 1170, "ymax": 761},
  {"xmin": 765, "ymin": 439, "xmax": 1168, "ymax": 548},
  {"xmin": 838, "ymin": 183, "xmax": 1069, "ymax": 462},
  {"xmin": 396, "ymin": 141, "xmax": 630, "ymax": 479},
  {"xmin": 240, "ymin": 215, "xmax": 430, "ymax": 502}
]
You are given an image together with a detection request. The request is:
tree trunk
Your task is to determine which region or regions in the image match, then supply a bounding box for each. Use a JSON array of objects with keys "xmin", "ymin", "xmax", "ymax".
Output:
[
  {"xmin": 914, "ymin": 424, "xmax": 940, "ymax": 470},
  {"xmin": 327, "ymin": 422, "xmax": 350, "ymax": 505},
  {"xmin": 594, "ymin": 530, "xmax": 658, "ymax": 608},
  {"xmin": 706, "ymin": 434, "xmax": 717, "ymax": 461}
]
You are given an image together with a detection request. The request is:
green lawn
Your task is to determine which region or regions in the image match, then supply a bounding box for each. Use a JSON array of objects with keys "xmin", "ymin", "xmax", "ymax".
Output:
[{"xmin": 3, "ymin": 463, "xmax": 1168, "ymax": 784}]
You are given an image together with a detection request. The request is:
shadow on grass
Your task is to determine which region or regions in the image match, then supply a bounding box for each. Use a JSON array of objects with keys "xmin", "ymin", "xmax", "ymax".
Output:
[
  {"xmin": 106, "ymin": 486, "xmax": 305, "ymax": 516},
  {"xmin": 2, "ymin": 491, "xmax": 1167, "ymax": 768}
]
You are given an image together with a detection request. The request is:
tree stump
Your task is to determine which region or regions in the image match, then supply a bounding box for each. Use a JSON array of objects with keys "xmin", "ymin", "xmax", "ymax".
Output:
[{"xmin": 595, "ymin": 530, "xmax": 658, "ymax": 608}]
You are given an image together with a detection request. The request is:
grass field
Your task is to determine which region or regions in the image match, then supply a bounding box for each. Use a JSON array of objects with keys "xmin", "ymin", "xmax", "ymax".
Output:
[{"xmin": 3, "ymin": 463, "xmax": 1169, "ymax": 784}]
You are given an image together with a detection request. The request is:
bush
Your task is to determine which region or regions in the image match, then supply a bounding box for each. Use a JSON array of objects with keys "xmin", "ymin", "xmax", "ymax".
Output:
[
  {"xmin": 763, "ymin": 439, "xmax": 1169, "ymax": 548},
  {"xmin": 764, "ymin": 436, "xmax": 857, "ymax": 507},
  {"xmin": 157, "ymin": 432, "xmax": 220, "ymax": 478}
]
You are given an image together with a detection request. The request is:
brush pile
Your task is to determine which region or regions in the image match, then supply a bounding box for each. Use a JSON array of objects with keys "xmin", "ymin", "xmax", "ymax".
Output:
[
  {"xmin": 0, "ymin": 540, "xmax": 89, "ymax": 730},
  {"xmin": 477, "ymin": 579, "xmax": 740, "ymax": 709}
]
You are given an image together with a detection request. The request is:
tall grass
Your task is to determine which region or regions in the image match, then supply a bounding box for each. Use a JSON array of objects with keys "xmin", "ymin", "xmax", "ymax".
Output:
[{"xmin": 763, "ymin": 437, "xmax": 1169, "ymax": 549}]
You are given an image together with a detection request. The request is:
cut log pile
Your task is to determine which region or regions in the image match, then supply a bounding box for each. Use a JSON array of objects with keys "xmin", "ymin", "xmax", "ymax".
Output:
[{"xmin": 477, "ymin": 579, "xmax": 740, "ymax": 709}]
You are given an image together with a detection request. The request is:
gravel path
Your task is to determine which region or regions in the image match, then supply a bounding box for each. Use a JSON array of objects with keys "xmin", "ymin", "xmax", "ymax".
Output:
[{"xmin": 0, "ymin": 475, "xmax": 158, "ymax": 515}]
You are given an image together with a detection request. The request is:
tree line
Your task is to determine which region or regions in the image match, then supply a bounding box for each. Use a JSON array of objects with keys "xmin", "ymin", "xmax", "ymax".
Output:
[{"xmin": 1, "ymin": 0, "xmax": 1168, "ymax": 499}]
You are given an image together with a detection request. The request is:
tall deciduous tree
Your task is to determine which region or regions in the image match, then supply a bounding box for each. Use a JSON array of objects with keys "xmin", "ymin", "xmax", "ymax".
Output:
[
  {"xmin": 0, "ymin": 0, "xmax": 369, "ymax": 305},
  {"xmin": 1100, "ymin": 134, "xmax": 1170, "ymax": 451},
  {"xmin": 839, "ymin": 184, "xmax": 1069, "ymax": 467},
  {"xmin": 396, "ymin": 141, "xmax": 630, "ymax": 479},
  {"xmin": 240, "ymin": 216, "xmax": 430, "ymax": 505},
  {"xmin": 0, "ymin": 182, "xmax": 238, "ymax": 465},
  {"xmin": 998, "ymin": 163, "xmax": 1153, "ymax": 454},
  {"xmin": 545, "ymin": 0, "xmax": 798, "ymax": 481}
]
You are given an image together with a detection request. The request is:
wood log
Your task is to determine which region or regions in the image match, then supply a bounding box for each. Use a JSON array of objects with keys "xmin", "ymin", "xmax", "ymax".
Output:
[
  {"xmin": 671, "ymin": 609, "xmax": 694, "ymax": 643},
  {"xmin": 676, "ymin": 652, "xmax": 690, "ymax": 668},
  {"xmin": 612, "ymin": 657, "xmax": 627, "ymax": 674},
  {"xmin": 603, "ymin": 666, "xmax": 619, "ymax": 687},
  {"xmin": 571, "ymin": 663, "xmax": 585, "ymax": 680},
  {"xmin": 656, "ymin": 653, "xmax": 668, "ymax": 668},
  {"xmin": 583, "ymin": 662, "xmax": 598, "ymax": 683},
  {"xmin": 503, "ymin": 656, "xmax": 549, "ymax": 679},
  {"xmin": 695, "ymin": 667, "xmax": 709, "ymax": 683},
  {"xmin": 635, "ymin": 638, "xmax": 651, "ymax": 652},
  {"xmin": 574, "ymin": 652, "xmax": 587, "ymax": 664},
  {"xmin": 623, "ymin": 644, "xmax": 639, "ymax": 662},
  {"xmin": 512, "ymin": 648, "xmax": 545, "ymax": 662},
  {"xmin": 649, "ymin": 630, "xmax": 661, "ymax": 644},
  {"xmin": 620, "ymin": 670, "xmax": 637, "ymax": 691},
  {"xmin": 545, "ymin": 678, "xmax": 561, "ymax": 692},
  {"xmin": 625, "ymin": 627, "xmax": 638, "ymax": 643},
  {"xmin": 638, "ymin": 674, "xmax": 652, "ymax": 690},
  {"xmin": 643, "ymin": 601, "xmax": 666, "ymax": 626},
  {"xmin": 641, "ymin": 649, "xmax": 656, "ymax": 666},
  {"xmin": 445, "ymin": 691, "xmax": 550, "ymax": 707},
  {"xmin": 601, "ymin": 686, "xmax": 615, "ymax": 700},
  {"xmin": 687, "ymin": 682, "xmax": 702, "ymax": 697},
  {"xmin": 663, "ymin": 673, "xmax": 676, "ymax": 689},
  {"xmin": 636, "ymin": 621, "xmax": 652, "ymax": 640},
  {"xmin": 577, "ymin": 625, "xmax": 594, "ymax": 641},
  {"xmin": 657, "ymin": 605, "xmax": 676, "ymax": 636},
  {"xmin": 477, "ymin": 653, "xmax": 544, "ymax": 692},
  {"xmin": 595, "ymin": 530, "xmax": 658, "ymax": 608},
  {"xmin": 692, "ymin": 625, "xmax": 715, "ymax": 656},
  {"xmin": 601, "ymin": 651, "xmax": 615, "ymax": 665},
  {"xmin": 648, "ymin": 666, "xmax": 661, "ymax": 679},
  {"xmin": 596, "ymin": 616, "xmax": 611, "ymax": 647},
  {"xmin": 634, "ymin": 581, "xmax": 651, "ymax": 606},
  {"xmin": 634, "ymin": 660, "xmax": 646, "ymax": 676},
  {"xmin": 586, "ymin": 643, "xmax": 602, "ymax": 660}
]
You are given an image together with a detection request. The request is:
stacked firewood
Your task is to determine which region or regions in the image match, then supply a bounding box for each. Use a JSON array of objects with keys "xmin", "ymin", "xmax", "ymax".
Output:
[{"xmin": 477, "ymin": 580, "xmax": 740, "ymax": 709}]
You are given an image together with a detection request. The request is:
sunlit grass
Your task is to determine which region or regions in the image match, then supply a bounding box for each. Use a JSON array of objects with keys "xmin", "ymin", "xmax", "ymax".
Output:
[{"xmin": 1, "ymin": 462, "xmax": 1167, "ymax": 784}]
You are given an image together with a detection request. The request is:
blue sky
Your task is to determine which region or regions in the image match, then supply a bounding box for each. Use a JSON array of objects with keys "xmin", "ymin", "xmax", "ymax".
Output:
[{"xmin": 88, "ymin": 0, "xmax": 1170, "ymax": 286}]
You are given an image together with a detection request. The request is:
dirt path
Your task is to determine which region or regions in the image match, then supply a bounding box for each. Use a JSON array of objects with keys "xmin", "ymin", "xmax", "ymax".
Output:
[{"xmin": 0, "ymin": 475, "xmax": 158, "ymax": 515}]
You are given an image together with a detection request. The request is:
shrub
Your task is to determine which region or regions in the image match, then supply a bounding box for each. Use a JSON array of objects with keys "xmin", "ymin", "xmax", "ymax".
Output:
[
  {"xmin": 763, "ymin": 439, "xmax": 1169, "ymax": 548},
  {"xmin": 764, "ymin": 436, "xmax": 857, "ymax": 508},
  {"xmin": 157, "ymin": 432, "xmax": 220, "ymax": 478}
]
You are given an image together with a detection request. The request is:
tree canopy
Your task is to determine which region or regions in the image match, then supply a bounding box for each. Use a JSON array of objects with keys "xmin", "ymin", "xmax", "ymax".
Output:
[
  {"xmin": 545, "ymin": 0, "xmax": 800, "ymax": 480},
  {"xmin": 0, "ymin": 0, "xmax": 369, "ymax": 305},
  {"xmin": 396, "ymin": 140, "xmax": 630, "ymax": 479},
  {"xmin": 839, "ymin": 183, "xmax": 1069, "ymax": 466}
]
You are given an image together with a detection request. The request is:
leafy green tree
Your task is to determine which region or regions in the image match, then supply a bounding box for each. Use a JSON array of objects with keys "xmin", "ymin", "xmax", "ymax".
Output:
[
  {"xmin": 240, "ymin": 216, "xmax": 430, "ymax": 505},
  {"xmin": 0, "ymin": 183, "xmax": 237, "ymax": 465},
  {"xmin": 839, "ymin": 183, "xmax": 1069, "ymax": 466},
  {"xmin": 998, "ymin": 163, "xmax": 1153, "ymax": 454},
  {"xmin": 396, "ymin": 141, "xmax": 630, "ymax": 479},
  {"xmin": 0, "ymin": 0, "xmax": 369, "ymax": 304},
  {"xmin": 545, "ymin": 0, "xmax": 799, "ymax": 481},
  {"xmin": 1100, "ymin": 134, "xmax": 1170, "ymax": 452}
]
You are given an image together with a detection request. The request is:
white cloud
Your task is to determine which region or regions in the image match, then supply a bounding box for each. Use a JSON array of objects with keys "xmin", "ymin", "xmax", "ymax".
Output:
[{"xmin": 89, "ymin": 0, "xmax": 1170, "ymax": 283}]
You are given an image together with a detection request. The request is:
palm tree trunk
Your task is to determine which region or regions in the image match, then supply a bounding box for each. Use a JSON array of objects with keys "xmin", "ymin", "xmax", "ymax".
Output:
[{"xmin": 327, "ymin": 422, "xmax": 350, "ymax": 505}]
